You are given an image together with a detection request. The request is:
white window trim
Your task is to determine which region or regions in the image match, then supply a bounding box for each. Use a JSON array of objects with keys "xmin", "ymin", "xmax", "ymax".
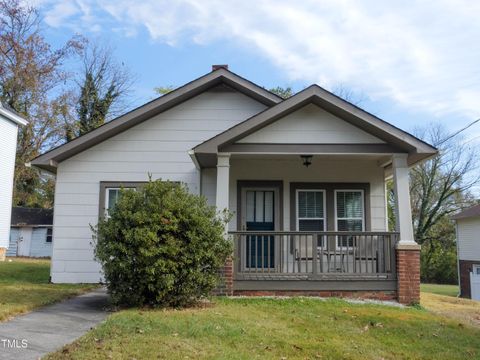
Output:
[
  {"xmin": 296, "ymin": 189, "xmax": 327, "ymax": 248},
  {"xmin": 105, "ymin": 187, "xmax": 135, "ymax": 218},
  {"xmin": 473, "ymin": 264, "xmax": 480, "ymax": 275},
  {"xmin": 45, "ymin": 228, "xmax": 53, "ymax": 243},
  {"xmin": 334, "ymin": 189, "xmax": 365, "ymax": 249}
]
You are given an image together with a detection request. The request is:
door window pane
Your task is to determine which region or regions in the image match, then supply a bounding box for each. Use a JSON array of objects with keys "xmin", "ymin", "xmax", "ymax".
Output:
[
  {"xmin": 264, "ymin": 191, "xmax": 274, "ymax": 222},
  {"xmin": 246, "ymin": 191, "xmax": 255, "ymax": 222},
  {"xmin": 255, "ymin": 191, "xmax": 264, "ymax": 222}
]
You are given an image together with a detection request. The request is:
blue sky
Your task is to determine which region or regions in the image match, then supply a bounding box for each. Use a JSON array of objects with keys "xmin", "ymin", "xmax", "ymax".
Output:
[{"xmin": 33, "ymin": 0, "xmax": 480, "ymax": 144}]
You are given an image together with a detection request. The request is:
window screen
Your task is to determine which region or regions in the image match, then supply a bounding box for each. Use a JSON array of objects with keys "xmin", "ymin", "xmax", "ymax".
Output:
[
  {"xmin": 297, "ymin": 190, "xmax": 325, "ymax": 246},
  {"xmin": 336, "ymin": 190, "xmax": 364, "ymax": 231},
  {"xmin": 336, "ymin": 190, "xmax": 364, "ymax": 247}
]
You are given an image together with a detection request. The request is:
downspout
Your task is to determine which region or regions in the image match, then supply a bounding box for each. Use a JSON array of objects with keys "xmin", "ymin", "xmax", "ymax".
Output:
[
  {"xmin": 455, "ymin": 220, "xmax": 461, "ymax": 297},
  {"xmin": 188, "ymin": 150, "xmax": 202, "ymax": 196}
]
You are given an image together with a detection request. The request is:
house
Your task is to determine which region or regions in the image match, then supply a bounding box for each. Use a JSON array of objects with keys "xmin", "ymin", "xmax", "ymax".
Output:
[
  {"xmin": 30, "ymin": 65, "xmax": 437, "ymax": 304},
  {"xmin": 452, "ymin": 204, "xmax": 480, "ymax": 300},
  {"xmin": 0, "ymin": 103, "xmax": 28, "ymax": 261},
  {"xmin": 7, "ymin": 207, "xmax": 54, "ymax": 258}
]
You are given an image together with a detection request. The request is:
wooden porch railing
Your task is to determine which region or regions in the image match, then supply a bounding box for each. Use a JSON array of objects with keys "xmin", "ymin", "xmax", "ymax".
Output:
[{"xmin": 229, "ymin": 231, "xmax": 398, "ymax": 280}]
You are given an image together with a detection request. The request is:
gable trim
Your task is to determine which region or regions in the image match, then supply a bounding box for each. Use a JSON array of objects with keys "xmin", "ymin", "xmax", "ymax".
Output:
[
  {"xmin": 29, "ymin": 68, "xmax": 282, "ymax": 173},
  {"xmin": 193, "ymin": 85, "xmax": 437, "ymax": 166}
]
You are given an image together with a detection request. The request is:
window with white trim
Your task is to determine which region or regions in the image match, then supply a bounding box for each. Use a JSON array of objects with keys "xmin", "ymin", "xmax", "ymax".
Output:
[
  {"xmin": 335, "ymin": 190, "xmax": 364, "ymax": 246},
  {"xmin": 105, "ymin": 187, "xmax": 135, "ymax": 217},
  {"xmin": 297, "ymin": 190, "xmax": 326, "ymax": 246},
  {"xmin": 46, "ymin": 228, "xmax": 52, "ymax": 243},
  {"xmin": 473, "ymin": 264, "xmax": 480, "ymax": 275}
]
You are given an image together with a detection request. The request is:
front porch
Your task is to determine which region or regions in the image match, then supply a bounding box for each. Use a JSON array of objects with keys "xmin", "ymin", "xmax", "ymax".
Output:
[
  {"xmin": 206, "ymin": 153, "xmax": 420, "ymax": 303},
  {"xmin": 190, "ymin": 88, "xmax": 435, "ymax": 303}
]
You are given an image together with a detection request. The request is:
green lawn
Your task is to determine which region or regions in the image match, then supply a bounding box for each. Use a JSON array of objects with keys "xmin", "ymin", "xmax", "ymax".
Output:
[
  {"xmin": 420, "ymin": 283, "xmax": 458, "ymax": 297},
  {"xmin": 47, "ymin": 297, "xmax": 480, "ymax": 360},
  {"xmin": 0, "ymin": 258, "xmax": 96, "ymax": 321}
]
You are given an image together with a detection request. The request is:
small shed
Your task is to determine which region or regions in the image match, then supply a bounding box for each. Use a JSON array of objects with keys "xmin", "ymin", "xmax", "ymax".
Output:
[
  {"xmin": 452, "ymin": 204, "xmax": 480, "ymax": 300},
  {"xmin": 7, "ymin": 207, "xmax": 53, "ymax": 258}
]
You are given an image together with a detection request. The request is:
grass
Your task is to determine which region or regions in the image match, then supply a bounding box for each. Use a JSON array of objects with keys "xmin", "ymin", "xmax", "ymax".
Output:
[
  {"xmin": 47, "ymin": 297, "xmax": 480, "ymax": 360},
  {"xmin": 421, "ymin": 292, "xmax": 480, "ymax": 328},
  {"xmin": 420, "ymin": 283, "xmax": 459, "ymax": 297},
  {"xmin": 419, "ymin": 283, "xmax": 480, "ymax": 327},
  {"xmin": 0, "ymin": 257, "xmax": 96, "ymax": 322}
]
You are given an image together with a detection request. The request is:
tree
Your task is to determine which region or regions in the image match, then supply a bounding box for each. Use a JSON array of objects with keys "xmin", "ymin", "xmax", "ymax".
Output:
[
  {"xmin": 67, "ymin": 43, "xmax": 133, "ymax": 140},
  {"xmin": 154, "ymin": 86, "xmax": 174, "ymax": 95},
  {"xmin": 388, "ymin": 123, "xmax": 479, "ymax": 283},
  {"xmin": 93, "ymin": 180, "xmax": 232, "ymax": 307},
  {"xmin": 331, "ymin": 84, "xmax": 366, "ymax": 106},
  {"xmin": 269, "ymin": 86, "xmax": 293, "ymax": 99},
  {"xmin": 0, "ymin": 0, "xmax": 83, "ymax": 207}
]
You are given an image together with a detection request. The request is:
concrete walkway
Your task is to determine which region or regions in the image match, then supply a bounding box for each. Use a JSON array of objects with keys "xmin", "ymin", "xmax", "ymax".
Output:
[{"xmin": 0, "ymin": 288, "xmax": 109, "ymax": 360}]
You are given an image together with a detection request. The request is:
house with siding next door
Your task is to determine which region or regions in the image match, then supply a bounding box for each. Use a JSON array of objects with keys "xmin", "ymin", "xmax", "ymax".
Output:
[
  {"xmin": 29, "ymin": 65, "xmax": 437, "ymax": 304},
  {"xmin": 452, "ymin": 204, "xmax": 480, "ymax": 300},
  {"xmin": 8, "ymin": 207, "xmax": 53, "ymax": 258},
  {"xmin": 0, "ymin": 102, "xmax": 28, "ymax": 261}
]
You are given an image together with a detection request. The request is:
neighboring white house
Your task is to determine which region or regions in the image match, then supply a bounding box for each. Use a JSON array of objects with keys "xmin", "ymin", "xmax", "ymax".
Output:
[
  {"xmin": 7, "ymin": 207, "xmax": 53, "ymax": 258},
  {"xmin": 452, "ymin": 204, "xmax": 480, "ymax": 300},
  {"xmin": 0, "ymin": 103, "xmax": 28, "ymax": 261},
  {"xmin": 30, "ymin": 66, "xmax": 436, "ymax": 304}
]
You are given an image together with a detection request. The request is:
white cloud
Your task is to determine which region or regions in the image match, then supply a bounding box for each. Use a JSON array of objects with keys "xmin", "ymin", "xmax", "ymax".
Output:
[{"xmin": 36, "ymin": 0, "xmax": 480, "ymax": 121}]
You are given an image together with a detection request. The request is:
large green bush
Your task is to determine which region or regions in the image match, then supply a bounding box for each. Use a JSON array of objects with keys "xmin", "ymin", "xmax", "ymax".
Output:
[{"xmin": 92, "ymin": 180, "xmax": 231, "ymax": 307}]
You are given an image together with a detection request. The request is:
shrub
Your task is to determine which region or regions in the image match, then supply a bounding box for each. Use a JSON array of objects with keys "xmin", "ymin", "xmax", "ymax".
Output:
[{"xmin": 92, "ymin": 180, "xmax": 232, "ymax": 307}]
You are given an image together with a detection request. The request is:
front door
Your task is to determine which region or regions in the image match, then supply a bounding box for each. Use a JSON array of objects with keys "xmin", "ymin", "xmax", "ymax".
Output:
[{"xmin": 244, "ymin": 190, "xmax": 275, "ymax": 269}]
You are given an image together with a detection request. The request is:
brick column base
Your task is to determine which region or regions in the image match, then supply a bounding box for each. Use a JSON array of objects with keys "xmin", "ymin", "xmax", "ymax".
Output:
[
  {"xmin": 0, "ymin": 247, "xmax": 6, "ymax": 261},
  {"xmin": 396, "ymin": 245, "xmax": 421, "ymax": 305},
  {"xmin": 212, "ymin": 256, "xmax": 233, "ymax": 296}
]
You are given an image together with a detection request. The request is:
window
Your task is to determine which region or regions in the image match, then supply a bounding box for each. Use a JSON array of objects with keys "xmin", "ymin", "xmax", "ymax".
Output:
[
  {"xmin": 46, "ymin": 228, "xmax": 53, "ymax": 243},
  {"xmin": 104, "ymin": 187, "xmax": 136, "ymax": 217},
  {"xmin": 474, "ymin": 265, "xmax": 480, "ymax": 275},
  {"xmin": 335, "ymin": 190, "xmax": 364, "ymax": 247},
  {"xmin": 296, "ymin": 190, "xmax": 326, "ymax": 246}
]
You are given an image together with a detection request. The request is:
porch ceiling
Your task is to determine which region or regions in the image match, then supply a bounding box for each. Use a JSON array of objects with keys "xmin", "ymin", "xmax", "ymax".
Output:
[{"xmin": 194, "ymin": 146, "xmax": 395, "ymax": 168}]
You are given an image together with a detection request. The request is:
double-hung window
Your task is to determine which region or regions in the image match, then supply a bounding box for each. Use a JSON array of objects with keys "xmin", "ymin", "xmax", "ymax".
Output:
[
  {"xmin": 335, "ymin": 190, "xmax": 364, "ymax": 247},
  {"xmin": 296, "ymin": 190, "xmax": 326, "ymax": 247},
  {"xmin": 104, "ymin": 187, "xmax": 136, "ymax": 218},
  {"xmin": 46, "ymin": 228, "xmax": 53, "ymax": 243}
]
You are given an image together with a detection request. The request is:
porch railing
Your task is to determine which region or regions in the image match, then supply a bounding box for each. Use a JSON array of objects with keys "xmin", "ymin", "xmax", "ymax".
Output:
[{"xmin": 229, "ymin": 231, "xmax": 398, "ymax": 280}]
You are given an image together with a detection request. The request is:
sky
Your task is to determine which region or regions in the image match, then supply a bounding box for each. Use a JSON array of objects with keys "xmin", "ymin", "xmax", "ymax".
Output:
[{"xmin": 30, "ymin": 0, "xmax": 480, "ymax": 145}]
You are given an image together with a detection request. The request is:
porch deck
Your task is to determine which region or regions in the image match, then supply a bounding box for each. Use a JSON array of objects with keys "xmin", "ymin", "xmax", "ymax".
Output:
[{"xmin": 230, "ymin": 231, "xmax": 398, "ymax": 291}]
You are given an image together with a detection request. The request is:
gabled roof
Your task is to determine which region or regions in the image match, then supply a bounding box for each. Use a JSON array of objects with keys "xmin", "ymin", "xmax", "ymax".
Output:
[
  {"xmin": 30, "ymin": 68, "xmax": 282, "ymax": 173},
  {"xmin": 11, "ymin": 207, "xmax": 53, "ymax": 226},
  {"xmin": 193, "ymin": 85, "xmax": 437, "ymax": 167},
  {"xmin": 452, "ymin": 204, "xmax": 480, "ymax": 220},
  {"xmin": 0, "ymin": 102, "xmax": 28, "ymax": 126}
]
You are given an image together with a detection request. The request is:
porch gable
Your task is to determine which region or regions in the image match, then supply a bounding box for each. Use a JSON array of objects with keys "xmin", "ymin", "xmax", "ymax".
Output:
[{"xmin": 236, "ymin": 103, "xmax": 385, "ymax": 144}]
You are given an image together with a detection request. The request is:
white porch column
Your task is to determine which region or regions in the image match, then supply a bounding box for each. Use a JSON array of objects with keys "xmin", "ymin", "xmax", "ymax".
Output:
[
  {"xmin": 216, "ymin": 153, "xmax": 230, "ymax": 233},
  {"xmin": 392, "ymin": 154, "xmax": 417, "ymax": 247}
]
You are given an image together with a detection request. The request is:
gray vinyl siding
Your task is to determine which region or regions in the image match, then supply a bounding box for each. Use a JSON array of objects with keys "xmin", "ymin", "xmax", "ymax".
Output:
[
  {"xmin": 457, "ymin": 217, "xmax": 480, "ymax": 261},
  {"xmin": 237, "ymin": 104, "xmax": 385, "ymax": 144},
  {"xmin": 52, "ymin": 89, "xmax": 267, "ymax": 283},
  {"xmin": 29, "ymin": 227, "xmax": 52, "ymax": 257}
]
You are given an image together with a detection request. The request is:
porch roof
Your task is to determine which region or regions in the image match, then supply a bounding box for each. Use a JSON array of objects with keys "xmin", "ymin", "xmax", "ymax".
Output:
[{"xmin": 192, "ymin": 85, "xmax": 437, "ymax": 168}]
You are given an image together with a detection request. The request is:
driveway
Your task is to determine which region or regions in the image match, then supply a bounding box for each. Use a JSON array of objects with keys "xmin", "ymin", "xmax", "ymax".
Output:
[{"xmin": 0, "ymin": 288, "xmax": 109, "ymax": 360}]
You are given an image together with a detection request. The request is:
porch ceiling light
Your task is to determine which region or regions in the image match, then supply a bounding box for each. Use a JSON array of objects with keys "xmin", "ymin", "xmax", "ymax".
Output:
[{"xmin": 301, "ymin": 155, "xmax": 313, "ymax": 167}]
